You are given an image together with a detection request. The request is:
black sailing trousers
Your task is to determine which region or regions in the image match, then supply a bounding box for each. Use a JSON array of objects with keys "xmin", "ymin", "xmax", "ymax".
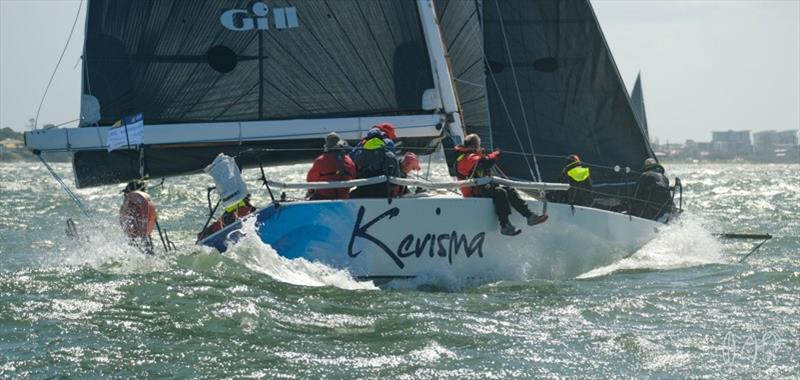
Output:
[{"xmin": 479, "ymin": 185, "xmax": 533, "ymax": 227}]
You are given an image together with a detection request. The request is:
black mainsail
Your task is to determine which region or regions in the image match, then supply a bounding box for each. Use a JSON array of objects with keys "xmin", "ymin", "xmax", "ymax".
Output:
[
  {"xmin": 46, "ymin": 0, "xmax": 444, "ymax": 187},
  {"xmin": 438, "ymin": 0, "xmax": 656, "ymax": 184}
]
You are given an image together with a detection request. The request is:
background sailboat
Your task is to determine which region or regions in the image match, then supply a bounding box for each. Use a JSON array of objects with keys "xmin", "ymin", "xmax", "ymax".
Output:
[{"xmin": 630, "ymin": 72, "xmax": 650, "ymax": 141}]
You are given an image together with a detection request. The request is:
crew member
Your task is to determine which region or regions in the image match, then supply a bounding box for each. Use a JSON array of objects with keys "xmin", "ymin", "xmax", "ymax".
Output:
[
  {"xmin": 306, "ymin": 132, "xmax": 356, "ymax": 200},
  {"xmin": 558, "ymin": 154, "xmax": 594, "ymax": 207},
  {"xmin": 119, "ymin": 180, "xmax": 157, "ymax": 254},
  {"xmin": 393, "ymin": 152, "xmax": 422, "ymax": 197},
  {"xmin": 632, "ymin": 158, "xmax": 674, "ymax": 220},
  {"xmin": 455, "ymin": 133, "xmax": 548, "ymax": 236},
  {"xmin": 350, "ymin": 122, "xmax": 396, "ymax": 159},
  {"xmin": 198, "ymin": 197, "xmax": 256, "ymax": 240},
  {"xmin": 197, "ymin": 154, "xmax": 256, "ymax": 240},
  {"xmin": 350, "ymin": 128, "xmax": 400, "ymax": 198}
]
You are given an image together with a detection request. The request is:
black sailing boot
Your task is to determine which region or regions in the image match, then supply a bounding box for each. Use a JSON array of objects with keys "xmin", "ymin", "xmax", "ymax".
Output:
[
  {"xmin": 526, "ymin": 213, "xmax": 549, "ymax": 226},
  {"xmin": 500, "ymin": 222, "xmax": 522, "ymax": 236}
]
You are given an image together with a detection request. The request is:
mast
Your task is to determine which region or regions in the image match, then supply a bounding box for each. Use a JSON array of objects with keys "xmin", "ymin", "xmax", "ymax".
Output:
[{"xmin": 417, "ymin": 0, "xmax": 465, "ymax": 145}]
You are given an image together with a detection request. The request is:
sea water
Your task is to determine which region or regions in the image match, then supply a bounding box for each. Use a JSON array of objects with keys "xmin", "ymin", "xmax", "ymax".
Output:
[{"xmin": 0, "ymin": 161, "xmax": 797, "ymax": 378}]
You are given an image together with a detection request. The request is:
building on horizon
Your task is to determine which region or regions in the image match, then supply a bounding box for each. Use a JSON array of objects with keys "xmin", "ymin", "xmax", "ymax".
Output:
[
  {"xmin": 753, "ymin": 129, "xmax": 799, "ymax": 161},
  {"xmin": 711, "ymin": 130, "xmax": 751, "ymax": 158}
]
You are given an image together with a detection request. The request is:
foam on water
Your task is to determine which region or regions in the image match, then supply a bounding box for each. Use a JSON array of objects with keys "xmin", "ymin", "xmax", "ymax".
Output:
[
  {"xmin": 577, "ymin": 214, "xmax": 725, "ymax": 279},
  {"xmin": 224, "ymin": 219, "xmax": 377, "ymax": 290},
  {"xmin": 44, "ymin": 216, "xmax": 171, "ymax": 274}
]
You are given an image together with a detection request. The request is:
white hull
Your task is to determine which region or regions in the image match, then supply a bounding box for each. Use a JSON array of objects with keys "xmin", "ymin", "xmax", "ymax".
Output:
[{"xmin": 201, "ymin": 196, "xmax": 663, "ymax": 281}]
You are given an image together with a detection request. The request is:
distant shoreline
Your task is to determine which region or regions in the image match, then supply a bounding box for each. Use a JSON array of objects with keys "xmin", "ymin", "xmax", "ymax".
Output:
[
  {"xmin": 0, "ymin": 149, "xmax": 72, "ymax": 163},
  {"xmin": 659, "ymin": 157, "xmax": 800, "ymax": 165}
]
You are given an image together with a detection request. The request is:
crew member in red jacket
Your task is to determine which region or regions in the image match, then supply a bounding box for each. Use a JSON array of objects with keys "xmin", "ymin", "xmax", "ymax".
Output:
[
  {"xmin": 455, "ymin": 133, "xmax": 548, "ymax": 236},
  {"xmin": 306, "ymin": 132, "xmax": 356, "ymax": 200}
]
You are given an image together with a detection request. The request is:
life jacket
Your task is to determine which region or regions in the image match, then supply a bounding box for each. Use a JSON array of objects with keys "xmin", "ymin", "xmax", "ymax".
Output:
[
  {"xmin": 454, "ymin": 145, "xmax": 498, "ymax": 197},
  {"xmin": 560, "ymin": 161, "xmax": 593, "ymax": 206},
  {"xmin": 306, "ymin": 151, "xmax": 356, "ymax": 199},
  {"xmin": 353, "ymin": 137, "xmax": 394, "ymax": 178},
  {"xmin": 207, "ymin": 199, "xmax": 255, "ymax": 235},
  {"xmin": 349, "ymin": 129, "xmax": 396, "ymax": 159},
  {"xmin": 119, "ymin": 190, "xmax": 157, "ymax": 238},
  {"xmin": 565, "ymin": 161, "xmax": 591, "ymax": 182}
]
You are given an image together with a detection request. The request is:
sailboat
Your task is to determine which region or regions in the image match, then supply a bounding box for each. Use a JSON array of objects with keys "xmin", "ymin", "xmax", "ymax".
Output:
[
  {"xmin": 25, "ymin": 0, "xmax": 676, "ymax": 281},
  {"xmin": 630, "ymin": 73, "xmax": 650, "ymax": 141}
]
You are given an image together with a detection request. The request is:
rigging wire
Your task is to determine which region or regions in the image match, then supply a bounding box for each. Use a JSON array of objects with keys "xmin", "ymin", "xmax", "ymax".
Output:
[
  {"xmin": 492, "ymin": 0, "xmax": 542, "ymax": 182},
  {"xmin": 33, "ymin": 0, "xmax": 84, "ymax": 130},
  {"xmin": 481, "ymin": 56, "xmax": 537, "ymax": 179},
  {"xmin": 35, "ymin": 153, "xmax": 94, "ymax": 221}
]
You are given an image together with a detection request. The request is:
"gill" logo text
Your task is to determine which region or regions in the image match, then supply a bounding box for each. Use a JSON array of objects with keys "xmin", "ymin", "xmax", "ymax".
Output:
[{"xmin": 220, "ymin": 2, "xmax": 299, "ymax": 31}]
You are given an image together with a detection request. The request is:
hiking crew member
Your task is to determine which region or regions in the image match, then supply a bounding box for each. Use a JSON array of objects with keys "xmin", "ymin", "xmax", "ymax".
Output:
[
  {"xmin": 206, "ymin": 197, "xmax": 256, "ymax": 234},
  {"xmin": 350, "ymin": 128, "xmax": 400, "ymax": 198},
  {"xmin": 632, "ymin": 158, "xmax": 674, "ymax": 220},
  {"xmin": 306, "ymin": 132, "xmax": 356, "ymax": 200},
  {"xmin": 119, "ymin": 180, "xmax": 157, "ymax": 248},
  {"xmin": 558, "ymin": 154, "xmax": 594, "ymax": 207},
  {"xmin": 455, "ymin": 133, "xmax": 548, "ymax": 236},
  {"xmin": 198, "ymin": 154, "xmax": 257, "ymax": 240}
]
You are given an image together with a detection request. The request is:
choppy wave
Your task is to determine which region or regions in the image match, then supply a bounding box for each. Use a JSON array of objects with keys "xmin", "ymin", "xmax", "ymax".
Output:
[
  {"xmin": 225, "ymin": 219, "xmax": 377, "ymax": 290},
  {"xmin": 577, "ymin": 214, "xmax": 725, "ymax": 279},
  {"xmin": 1, "ymin": 162, "xmax": 798, "ymax": 379}
]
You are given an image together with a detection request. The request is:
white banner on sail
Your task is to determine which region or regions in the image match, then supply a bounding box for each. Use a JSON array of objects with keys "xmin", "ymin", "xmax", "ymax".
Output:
[{"xmin": 107, "ymin": 113, "xmax": 144, "ymax": 152}]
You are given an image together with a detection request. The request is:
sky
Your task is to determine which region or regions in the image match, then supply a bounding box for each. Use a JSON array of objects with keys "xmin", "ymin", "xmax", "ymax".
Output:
[{"xmin": 0, "ymin": 0, "xmax": 798, "ymax": 143}]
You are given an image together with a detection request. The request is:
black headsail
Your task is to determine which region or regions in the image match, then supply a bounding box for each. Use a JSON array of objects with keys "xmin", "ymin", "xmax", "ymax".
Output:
[
  {"xmin": 73, "ymin": 0, "xmax": 436, "ymax": 187},
  {"xmin": 438, "ymin": 0, "xmax": 656, "ymax": 184}
]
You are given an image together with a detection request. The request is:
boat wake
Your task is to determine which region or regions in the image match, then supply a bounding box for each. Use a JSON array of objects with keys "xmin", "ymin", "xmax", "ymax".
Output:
[
  {"xmin": 577, "ymin": 214, "xmax": 724, "ymax": 279},
  {"xmin": 52, "ymin": 217, "xmax": 171, "ymax": 274},
  {"xmin": 224, "ymin": 219, "xmax": 377, "ymax": 290}
]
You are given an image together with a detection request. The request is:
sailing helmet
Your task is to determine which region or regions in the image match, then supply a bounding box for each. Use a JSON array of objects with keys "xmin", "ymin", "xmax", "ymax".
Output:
[
  {"xmin": 401, "ymin": 152, "xmax": 421, "ymax": 172},
  {"xmin": 374, "ymin": 122, "xmax": 397, "ymax": 141}
]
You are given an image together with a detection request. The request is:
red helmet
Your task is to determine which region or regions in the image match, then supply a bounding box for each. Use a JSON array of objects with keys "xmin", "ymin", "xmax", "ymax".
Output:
[{"xmin": 375, "ymin": 122, "xmax": 397, "ymax": 141}]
